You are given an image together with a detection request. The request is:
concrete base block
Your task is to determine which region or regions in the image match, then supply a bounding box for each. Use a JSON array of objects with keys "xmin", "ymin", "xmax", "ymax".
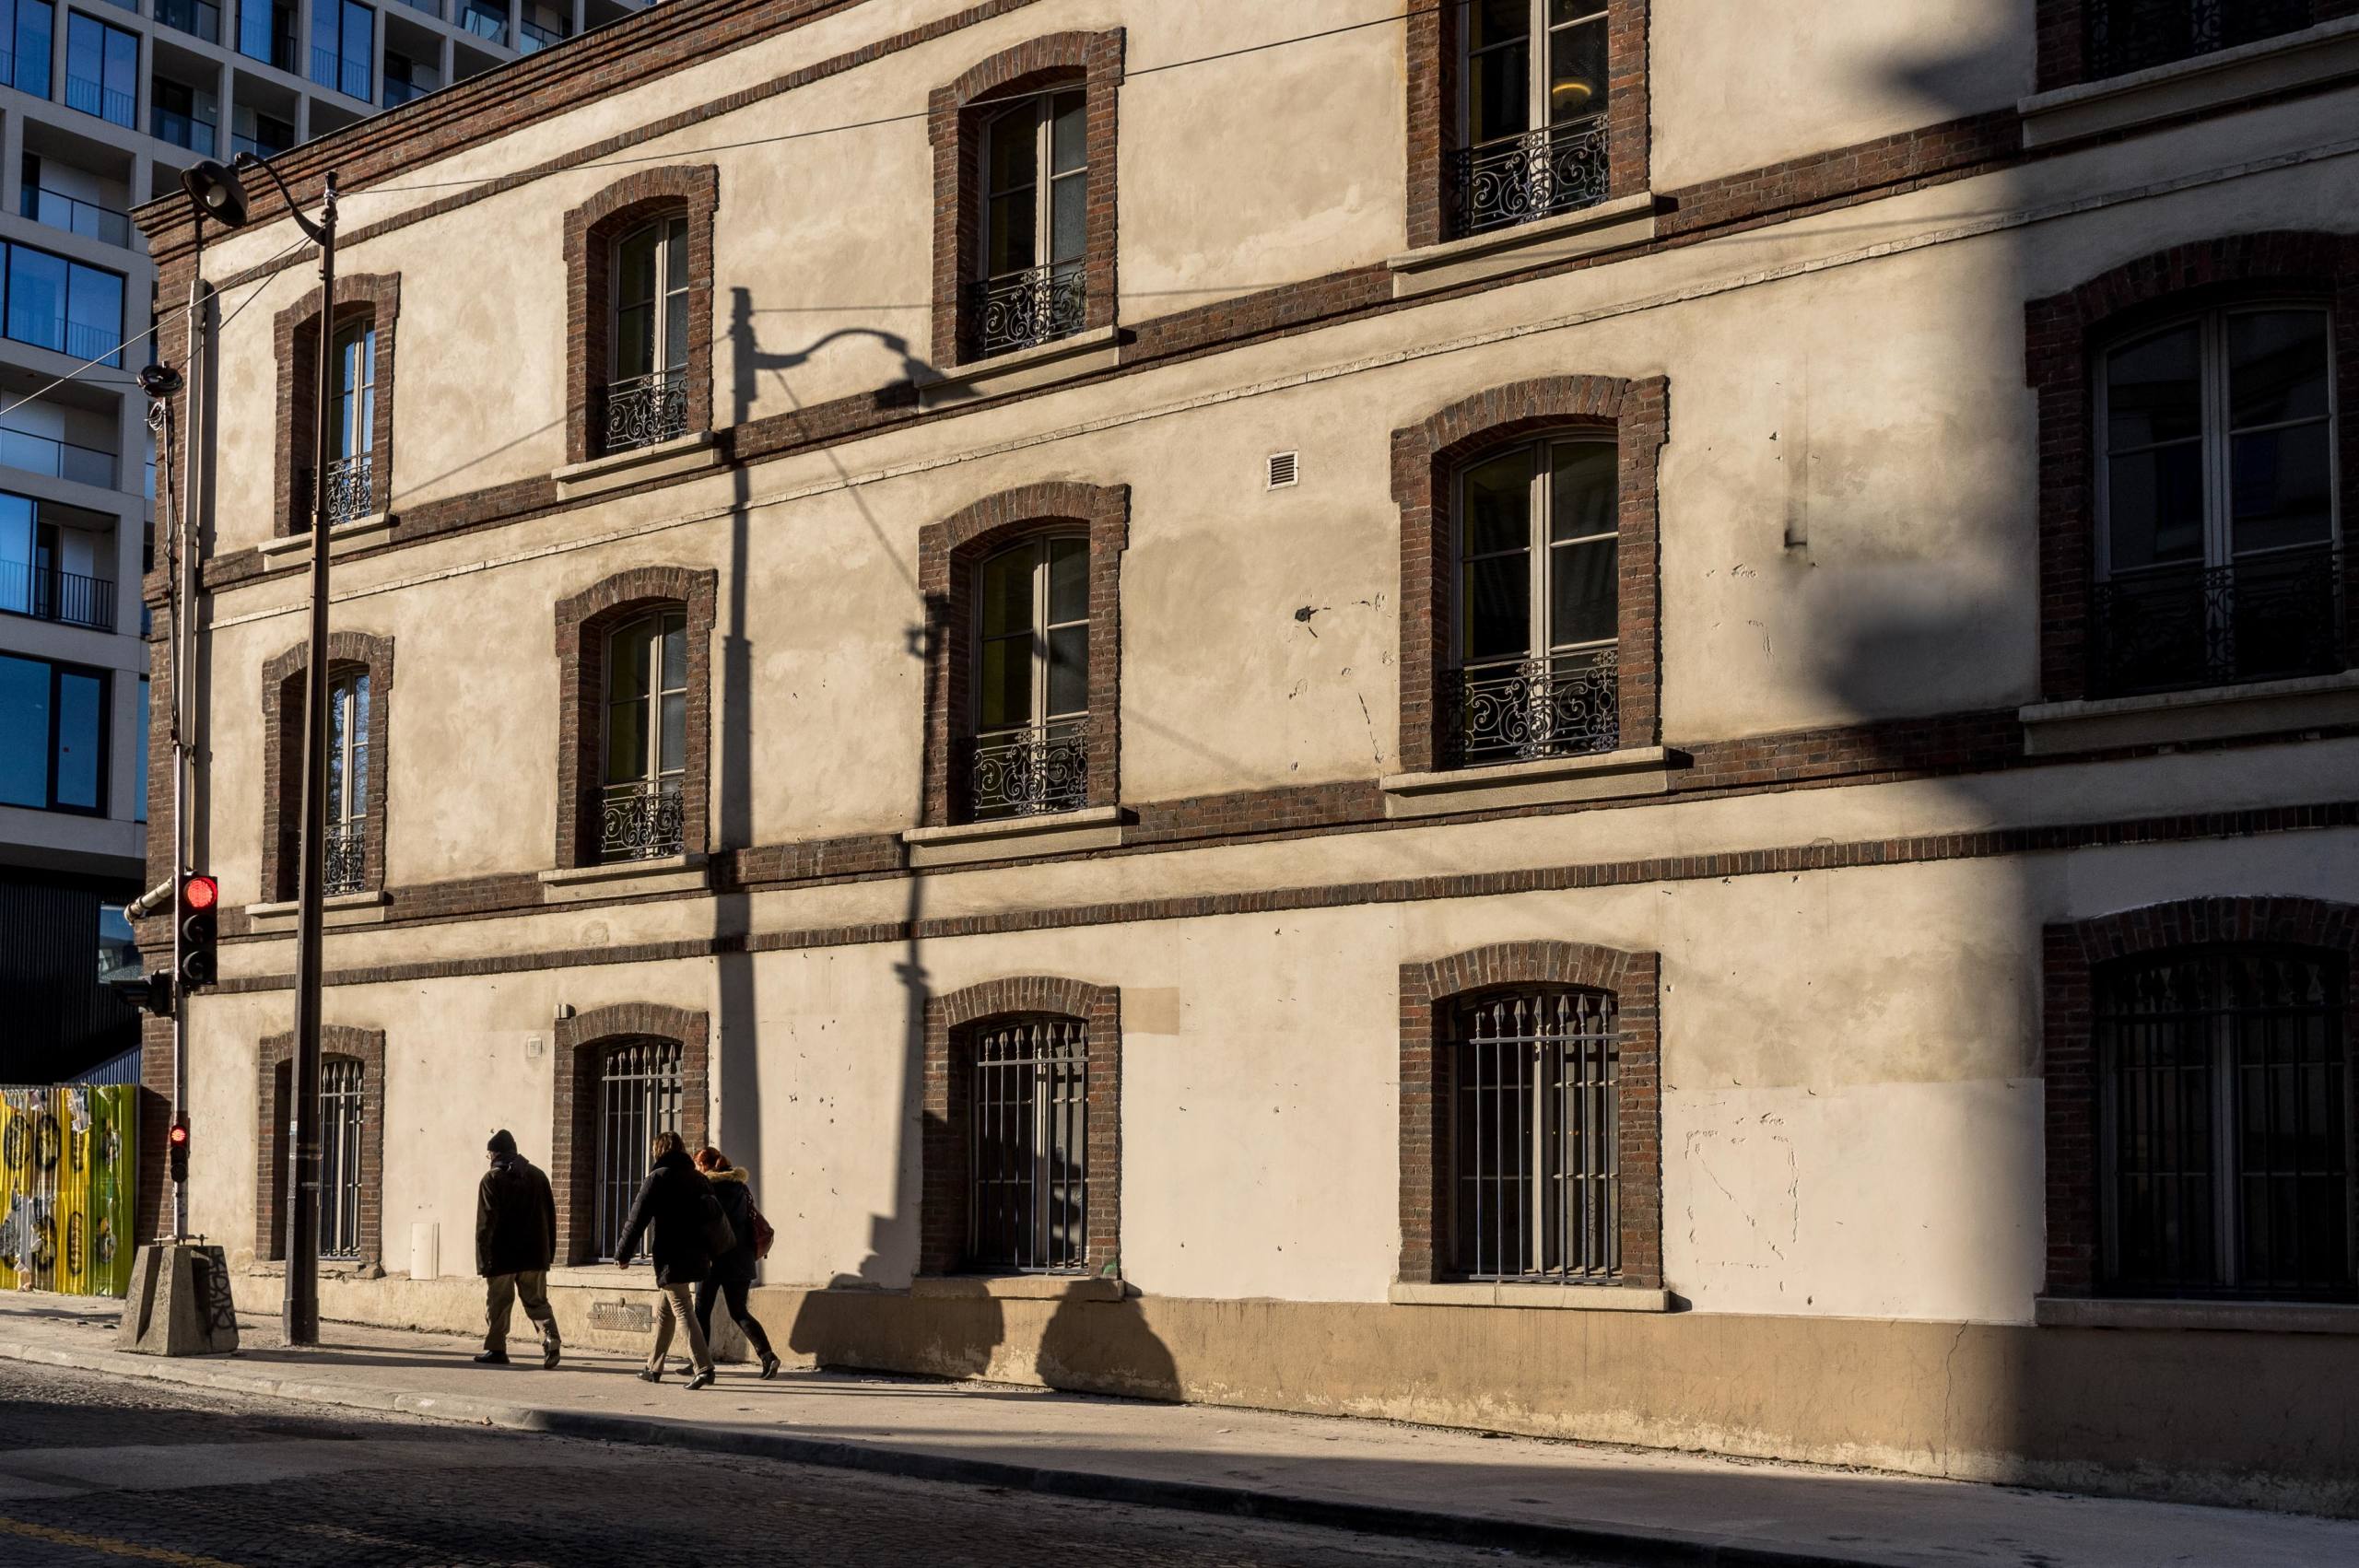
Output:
[{"xmin": 116, "ymin": 1244, "xmax": 241, "ymax": 1357}]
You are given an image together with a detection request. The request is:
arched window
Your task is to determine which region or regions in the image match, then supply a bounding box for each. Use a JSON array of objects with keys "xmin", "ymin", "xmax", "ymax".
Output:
[
  {"xmin": 968, "ymin": 535, "xmax": 1089, "ymax": 819},
  {"xmin": 2094, "ymin": 302, "xmax": 2341, "ymax": 696},
  {"xmin": 1452, "ymin": 0, "xmax": 1610, "ymax": 236},
  {"xmin": 318, "ymin": 1055, "xmax": 366, "ymax": 1260},
  {"xmin": 323, "ymin": 666, "xmax": 370, "ymax": 895},
  {"xmin": 605, "ymin": 214, "xmax": 691, "ymax": 452},
  {"xmin": 325, "ymin": 315, "xmax": 376, "ymax": 523},
  {"xmin": 1450, "ymin": 433, "xmax": 1619, "ymax": 764},
  {"xmin": 1443, "ymin": 986, "xmax": 1620, "ymax": 1282},
  {"xmin": 973, "ymin": 88, "xmax": 1088, "ymax": 357},
  {"xmin": 2095, "ymin": 946, "xmax": 2350, "ymax": 1299},
  {"xmin": 594, "ymin": 1036, "xmax": 683, "ymax": 1263},
  {"xmin": 965, "ymin": 1013, "xmax": 1089, "ymax": 1274},
  {"xmin": 600, "ymin": 607, "xmax": 687, "ymax": 862}
]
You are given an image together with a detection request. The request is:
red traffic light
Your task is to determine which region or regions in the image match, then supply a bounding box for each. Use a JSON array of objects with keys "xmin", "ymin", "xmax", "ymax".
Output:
[
  {"xmin": 182, "ymin": 875, "xmax": 218, "ymax": 911},
  {"xmin": 168, "ymin": 1123, "xmax": 190, "ymax": 1147}
]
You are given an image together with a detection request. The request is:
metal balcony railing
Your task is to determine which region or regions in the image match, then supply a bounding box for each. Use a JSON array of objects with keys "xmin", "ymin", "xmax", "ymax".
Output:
[
  {"xmin": 600, "ymin": 779, "xmax": 684, "ymax": 863},
  {"xmin": 65, "ymin": 76, "xmax": 137, "ymax": 129},
  {"xmin": 1445, "ymin": 650, "xmax": 1620, "ymax": 767},
  {"xmin": 0, "ymin": 561, "xmax": 116, "ymax": 631},
  {"xmin": 324, "ymin": 820, "xmax": 367, "ymax": 895},
  {"xmin": 1448, "ymin": 116, "xmax": 1611, "ymax": 239},
  {"xmin": 151, "ymin": 107, "xmax": 217, "ymax": 157},
  {"xmin": 21, "ymin": 187, "xmax": 131, "ymax": 248},
  {"xmin": 154, "ymin": 0, "xmax": 221, "ymax": 44},
  {"xmin": 460, "ymin": 2, "xmax": 506, "ymax": 44},
  {"xmin": 382, "ymin": 75, "xmax": 436, "ymax": 107},
  {"xmin": 601, "ymin": 369, "xmax": 689, "ymax": 454},
  {"xmin": 231, "ymin": 132, "xmax": 290, "ymax": 161},
  {"xmin": 964, "ymin": 720, "xmax": 1089, "ymax": 822},
  {"xmin": 2091, "ymin": 543, "xmax": 2345, "ymax": 697},
  {"xmin": 520, "ymin": 17, "xmax": 566, "ymax": 52},
  {"xmin": 968, "ymin": 263, "xmax": 1086, "ymax": 359},
  {"xmin": 324, "ymin": 453, "xmax": 372, "ymax": 525},
  {"xmin": 0, "ymin": 426, "xmax": 118, "ymax": 488},
  {"xmin": 2086, "ymin": 0, "xmax": 2314, "ymax": 79}
]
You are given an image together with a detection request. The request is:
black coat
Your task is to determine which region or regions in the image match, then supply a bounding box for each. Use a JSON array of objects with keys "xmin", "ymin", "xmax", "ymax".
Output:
[
  {"xmin": 475, "ymin": 1155, "xmax": 556, "ymax": 1277},
  {"xmin": 614, "ymin": 1149, "xmax": 716, "ymax": 1285},
  {"xmin": 704, "ymin": 1170, "xmax": 759, "ymax": 1284}
]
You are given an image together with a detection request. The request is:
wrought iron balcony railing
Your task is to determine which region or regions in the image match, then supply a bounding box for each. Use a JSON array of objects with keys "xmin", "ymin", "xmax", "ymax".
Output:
[
  {"xmin": 2092, "ymin": 544, "xmax": 2345, "ymax": 698},
  {"xmin": 323, "ymin": 453, "xmax": 372, "ymax": 525},
  {"xmin": 601, "ymin": 779, "xmax": 685, "ymax": 863},
  {"xmin": 602, "ymin": 369, "xmax": 690, "ymax": 454},
  {"xmin": 968, "ymin": 263, "xmax": 1086, "ymax": 359},
  {"xmin": 1446, "ymin": 651, "xmax": 1620, "ymax": 767},
  {"xmin": 2086, "ymin": 0, "xmax": 2314, "ymax": 80},
  {"xmin": 324, "ymin": 820, "xmax": 367, "ymax": 895},
  {"xmin": 965, "ymin": 720, "xmax": 1088, "ymax": 822},
  {"xmin": 0, "ymin": 560, "xmax": 115, "ymax": 630},
  {"xmin": 1447, "ymin": 115, "xmax": 1610, "ymax": 240}
]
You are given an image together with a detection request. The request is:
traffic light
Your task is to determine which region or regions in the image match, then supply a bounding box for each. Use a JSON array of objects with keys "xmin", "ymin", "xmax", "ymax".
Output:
[
  {"xmin": 168, "ymin": 1119, "xmax": 190, "ymax": 1185},
  {"xmin": 104, "ymin": 969, "xmax": 175, "ymax": 1018},
  {"xmin": 177, "ymin": 873, "xmax": 218, "ymax": 989}
]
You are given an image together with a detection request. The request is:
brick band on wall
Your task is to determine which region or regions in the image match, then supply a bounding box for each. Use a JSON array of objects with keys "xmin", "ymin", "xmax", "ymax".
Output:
[
  {"xmin": 550, "ymin": 1001, "xmax": 711, "ymax": 1266},
  {"xmin": 259, "ymin": 631, "xmax": 394, "ymax": 905},
  {"xmin": 551, "ymin": 566, "xmax": 719, "ymax": 869},
  {"xmin": 273, "ymin": 273, "xmax": 400, "ymax": 537},
  {"xmin": 254, "ymin": 1025, "xmax": 387, "ymax": 1267},
  {"xmin": 562, "ymin": 165, "xmax": 720, "ymax": 464}
]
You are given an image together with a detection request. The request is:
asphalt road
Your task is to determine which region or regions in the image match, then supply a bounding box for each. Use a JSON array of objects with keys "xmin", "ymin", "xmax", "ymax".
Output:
[{"xmin": 0, "ymin": 1359, "xmax": 1581, "ymax": 1566}]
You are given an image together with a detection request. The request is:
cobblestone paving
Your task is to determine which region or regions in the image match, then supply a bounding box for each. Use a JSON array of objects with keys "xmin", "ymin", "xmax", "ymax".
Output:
[{"xmin": 0, "ymin": 1361, "xmax": 1572, "ymax": 1565}]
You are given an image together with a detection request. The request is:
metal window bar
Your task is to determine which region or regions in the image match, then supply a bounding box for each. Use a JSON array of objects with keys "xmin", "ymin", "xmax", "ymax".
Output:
[
  {"xmin": 968, "ymin": 1016, "xmax": 1087, "ymax": 1273},
  {"xmin": 2087, "ymin": 0, "xmax": 2315, "ymax": 79},
  {"xmin": 968, "ymin": 263, "xmax": 1086, "ymax": 359},
  {"xmin": 1447, "ymin": 114, "xmax": 1610, "ymax": 239},
  {"xmin": 594, "ymin": 1038, "xmax": 684, "ymax": 1262},
  {"xmin": 602, "ymin": 369, "xmax": 689, "ymax": 454},
  {"xmin": 964, "ymin": 718, "xmax": 1088, "ymax": 822},
  {"xmin": 1447, "ymin": 989, "xmax": 1619, "ymax": 1283},
  {"xmin": 323, "ymin": 818, "xmax": 366, "ymax": 895},
  {"xmin": 317, "ymin": 1057, "xmax": 365, "ymax": 1259},
  {"xmin": 601, "ymin": 778, "xmax": 684, "ymax": 863},
  {"xmin": 1447, "ymin": 649, "xmax": 1618, "ymax": 766},
  {"xmin": 2091, "ymin": 543, "xmax": 2344, "ymax": 698},
  {"xmin": 2096, "ymin": 947, "xmax": 2350, "ymax": 1299}
]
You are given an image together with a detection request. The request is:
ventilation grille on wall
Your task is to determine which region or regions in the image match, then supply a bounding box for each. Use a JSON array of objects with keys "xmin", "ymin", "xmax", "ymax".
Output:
[{"xmin": 1266, "ymin": 451, "xmax": 1299, "ymax": 489}]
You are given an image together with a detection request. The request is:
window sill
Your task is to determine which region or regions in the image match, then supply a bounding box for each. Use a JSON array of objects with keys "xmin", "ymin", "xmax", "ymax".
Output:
[
  {"xmin": 2018, "ymin": 668, "xmax": 2359, "ymax": 755},
  {"xmin": 1387, "ymin": 192, "xmax": 1659, "ymax": 298},
  {"xmin": 553, "ymin": 430, "xmax": 721, "ymax": 503},
  {"xmin": 915, "ymin": 324, "xmax": 1121, "ymax": 410},
  {"xmin": 546, "ymin": 1264, "xmax": 661, "ymax": 1289},
  {"xmin": 1389, "ymin": 1281, "xmax": 1672, "ymax": 1312},
  {"xmin": 2035, "ymin": 1296, "xmax": 2359, "ymax": 1335},
  {"xmin": 537, "ymin": 851, "xmax": 710, "ymax": 903},
  {"xmin": 255, "ymin": 512, "xmax": 393, "ymax": 563},
  {"xmin": 2020, "ymin": 16, "xmax": 2359, "ymax": 147},
  {"xmin": 241, "ymin": 889, "xmax": 389, "ymax": 930},
  {"xmin": 910, "ymin": 1274, "xmax": 1122, "ymax": 1303},
  {"xmin": 902, "ymin": 805, "xmax": 1126, "ymax": 868},
  {"xmin": 1380, "ymin": 745, "xmax": 1675, "ymax": 818},
  {"xmin": 246, "ymin": 1258, "xmax": 383, "ymax": 1279}
]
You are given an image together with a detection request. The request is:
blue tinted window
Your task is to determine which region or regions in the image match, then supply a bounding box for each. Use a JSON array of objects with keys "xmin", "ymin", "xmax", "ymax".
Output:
[
  {"xmin": 7, "ymin": 0, "xmax": 54, "ymax": 98},
  {"xmin": 66, "ymin": 260, "xmax": 121, "ymax": 365},
  {"xmin": 6, "ymin": 242, "xmax": 67, "ymax": 352},
  {"xmin": 0, "ymin": 653, "xmax": 51, "ymax": 807},
  {"xmin": 54, "ymin": 668, "xmax": 100, "ymax": 809}
]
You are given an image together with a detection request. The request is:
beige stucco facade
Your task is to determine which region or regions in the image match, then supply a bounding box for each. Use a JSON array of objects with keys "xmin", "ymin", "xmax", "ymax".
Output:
[{"xmin": 136, "ymin": 0, "xmax": 2359, "ymax": 1516}]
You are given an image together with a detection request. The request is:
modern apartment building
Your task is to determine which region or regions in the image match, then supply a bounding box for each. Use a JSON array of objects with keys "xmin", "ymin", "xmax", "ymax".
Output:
[{"xmin": 137, "ymin": 0, "xmax": 2359, "ymax": 1514}]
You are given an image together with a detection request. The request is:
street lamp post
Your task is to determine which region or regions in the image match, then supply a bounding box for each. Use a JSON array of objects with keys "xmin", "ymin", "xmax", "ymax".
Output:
[{"xmin": 181, "ymin": 155, "xmax": 338, "ymax": 1348}]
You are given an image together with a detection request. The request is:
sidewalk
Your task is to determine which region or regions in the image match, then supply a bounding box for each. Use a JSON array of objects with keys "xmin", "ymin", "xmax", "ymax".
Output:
[{"xmin": 1, "ymin": 1294, "xmax": 2350, "ymax": 1567}]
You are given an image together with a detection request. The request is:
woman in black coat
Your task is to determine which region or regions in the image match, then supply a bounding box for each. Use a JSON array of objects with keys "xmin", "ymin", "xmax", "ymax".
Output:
[
  {"xmin": 693, "ymin": 1146, "xmax": 780, "ymax": 1378},
  {"xmin": 613, "ymin": 1129, "xmax": 718, "ymax": 1388}
]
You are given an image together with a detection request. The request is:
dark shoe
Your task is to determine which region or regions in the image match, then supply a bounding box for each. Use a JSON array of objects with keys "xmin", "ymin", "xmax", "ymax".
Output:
[
  {"xmin": 542, "ymin": 1340, "xmax": 561, "ymax": 1371},
  {"xmin": 686, "ymin": 1368, "xmax": 715, "ymax": 1391},
  {"xmin": 473, "ymin": 1351, "xmax": 509, "ymax": 1365},
  {"xmin": 636, "ymin": 1368, "xmax": 663, "ymax": 1384},
  {"xmin": 758, "ymin": 1354, "xmax": 780, "ymax": 1380}
]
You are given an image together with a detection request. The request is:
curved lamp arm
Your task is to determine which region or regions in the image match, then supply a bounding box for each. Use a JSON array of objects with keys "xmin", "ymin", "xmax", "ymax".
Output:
[{"xmin": 231, "ymin": 152, "xmax": 334, "ymax": 246}]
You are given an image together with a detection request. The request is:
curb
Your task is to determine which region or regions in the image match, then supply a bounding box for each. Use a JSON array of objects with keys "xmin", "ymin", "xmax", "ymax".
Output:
[{"xmin": 0, "ymin": 1333, "xmax": 1895, "ymax": 1568}]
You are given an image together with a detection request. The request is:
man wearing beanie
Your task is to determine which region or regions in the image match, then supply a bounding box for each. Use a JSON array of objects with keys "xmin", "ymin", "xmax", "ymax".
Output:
[{"xmin": 475, "ymin": 1129, "xmax": 560, "ymax": 1368}]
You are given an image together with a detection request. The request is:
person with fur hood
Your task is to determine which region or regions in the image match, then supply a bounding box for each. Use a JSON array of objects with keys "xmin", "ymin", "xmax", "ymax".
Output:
[{"xmin": 692, "ymin": 1145, "xmax": 780, "ymax": 1379}]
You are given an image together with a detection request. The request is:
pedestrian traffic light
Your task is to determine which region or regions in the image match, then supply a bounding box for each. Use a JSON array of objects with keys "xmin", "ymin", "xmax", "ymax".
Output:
[
  {"xmin": 177, "ymin": 873, "xmax": 217, "ymax": 989},
  {"xmin": 168, "ymin": 1120, "xmax": 190, "ymax": 1184}
]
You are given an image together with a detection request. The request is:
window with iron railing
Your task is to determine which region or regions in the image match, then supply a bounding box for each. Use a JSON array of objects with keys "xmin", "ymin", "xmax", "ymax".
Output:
[
  {"xmin": 2094, "ymin": 303, "xmax": 2343, "ymax": 697},
  {"xmin": 1, "ymin": 240, "xmax": 125, "ymax": 366},
  {"xmin": 602, "ymin": 215, "xmax": 691, "ymax": 454},
  {"xmin": 154, "ymin": 0, "xmax": 220, "ymax": 45},
  {"xmin": 230, "ymin": 106, "xmax": 295, "ymax": 162},
  {"xmin": 1451, "ymin": 0, "xmax": 1610, "ymax": 239},
  {"xmin": 594, "ymin": 1038, "xmax": 682, "ymax": 1261},
  {"xmin": 324, "ymin": 667, "xmax": 370, "ymax": 895},
  {"xmin": 1449, "ymin": 434, "xmax": 1619, "ymax": 766},
  {"xmin": 150, "ymin": 78, "xmax": 217, "ymax": 157},
  {"xmin": 0, "ymin": 424, "xmax": 118, "ymax": 488},
  {"xmin": 326, "ymin": 316, "xmax": 376, "ymax": 523},
  {"xmin": 599, "ymin": 608, "xmax": 687, "ymax": 862},
  {"xmin": 318, "ymin": 1056, "xmax": 365, "ymax": 1258},
  {"xmin": 381, "ymin": 49, "xmax": 437, "ymax": 106},
  {"xmin": 64, "ymin": 11, "xmax": 137, "ymax": 129},
  {"xmin": 237, "ymin": 0, "xmax": 296, "ymax": 70},
  {"xmin": 20, "ymin": 172, "xmax": 132, "ymax": 249},
  {"xmin": 970, "ymin": 88, "xmax": 1087, "ymax": 358},
  {"xmin": 965, "ymin": 535, "xmax": 1088, "ymax": 822},
  {"xmin": 519, "ymin": 2, "xmax": 565, "ymax": 52},
  {"xmin": 2086, "ymin": 0, "xmax": 2318, "ymax": 81},
  {"xmin": 310, "ymin": 0, "xmax": 373, "ymax": 99},
  {"xmin": 2, "ymin": 0, "xmax": 54, "ymax": 99},
  {"xmin": 967, "ymin": 1015, "xmax": 1089, "ymax": 1274},
  {"xmin": 458, "ymin": 0, "xmax": 503, "ymax": 45}
]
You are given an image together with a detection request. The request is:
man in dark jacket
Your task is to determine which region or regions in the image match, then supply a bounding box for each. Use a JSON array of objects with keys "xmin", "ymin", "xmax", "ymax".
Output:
[
  {"xmin": 475, "ymin": 1129, "xmax": 560, "ymax": 1368},
  {"xmin": 613, "ymin": 1129, "xmax": 717, "ymax": 1388}
]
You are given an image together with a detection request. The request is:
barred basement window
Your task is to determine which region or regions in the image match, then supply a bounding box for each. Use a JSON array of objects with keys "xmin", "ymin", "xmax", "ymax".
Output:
[
  {"xmin": 1446, "ymin": 988, "xmax": 1619, "ymax": 1282},
  {"xmin": 968, "ymin": 1014, "xmax": 1087, "ymax": 1273},
  {"xmin": 2085, "ymin": 0, "xmax": 2316, "ymax": 81},
  {"xmin": 318, "ymin": 1056, "xmax": 365, "ymax": 1261},
  {"xmin": 972, "ymin": 88, "xmax": 1088, "ymax": 357},
  {"xmin": 1452, "ymin": 1, "xmax": 1610, "ymax": 238},
  {"xmin": 324, "ymin": 667, "xmax": 369, "ymax": 895},
  {"xmin": 2096, "ymin": 946, "xmax": 2353, "ymax": 1301},
  {"xmin": 604, "ymin": 215, "xmax": 690, "ymax": 453},
  {"xmin": 967, "ymin": 535, "xmax": 1088, "ymax": 821},
  {"xmin": 1450, "ymin": 434, "xmax": 1619, "ymax": 765},
  {"xmin": 600, "ymin": 608, "xmax": 687, "ymax": 862},
  {"xmin": 594, "ymin": 1037, "xmax": 682, "ymax": 1263}
]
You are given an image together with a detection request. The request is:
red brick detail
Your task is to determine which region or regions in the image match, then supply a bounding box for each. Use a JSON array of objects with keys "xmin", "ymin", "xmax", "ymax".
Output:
[
  {"xmin": 2034, "ymin": 2, "xmax": 2356, "ymax": 92},
  {"xmin": 1405, "ymin": 1, "xmax": 1650, "ymax": 250},
  {"xmin": 551, "ymin": 567, "xmax": 718, "ymax": 869},
  {"xmin": 2025, "ymin": 231, "xmax": 2359, "ymax": 701},
  {"xmin": 254, "ymin": 1025, "xmax": 387, "ymax": 1266},
  {"xmin": 1399, "ymin": 942, "xmax": 1661, "ymax": 1289},
  {"xmin": 2042, "ymin": 897, "xmax": 2359, "ymax": 1296},
  {"xmin": 562, "ymin": 166, "xmax": 719, "ymax": 464},
  {"xmin": 1390, "ymin": 375, "xmax": 1668, "ymax": 775},
  {"xmin": 258, "ymin": 632, "xmax": 394, "ymax": 905},
  {"xmin": 917, "ymin": 481, "xmax": 1129, "ymax": 826},
  {"xmin": 927, "ymin": 29, "xmax": 1123, "ymax": 367},
  {"xmin": 920, "ymin": 976, "xmax": 1121, "ymax": 1277},
  {"xmin": 272, "ymin": 273, "xmax": 400, "ymax": 537},
  {"xmin": 550, "ymin": 1002, "xmax": 711, "ymax": 1266}
]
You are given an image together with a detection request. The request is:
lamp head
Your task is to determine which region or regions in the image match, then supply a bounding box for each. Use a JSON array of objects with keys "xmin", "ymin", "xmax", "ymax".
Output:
[{"xmin": 180, "ymin": 160, "xmax": 250, "ymax": 228}]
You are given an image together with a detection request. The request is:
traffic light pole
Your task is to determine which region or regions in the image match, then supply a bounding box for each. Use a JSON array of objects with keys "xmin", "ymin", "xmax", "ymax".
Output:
[
  {"xmin": 283, "ymin": 174, "xmax": 338, "ymax": 1349},
  {"xmin": 170, "ymin": 221, "xmax": 206, "ymax": 1243}
]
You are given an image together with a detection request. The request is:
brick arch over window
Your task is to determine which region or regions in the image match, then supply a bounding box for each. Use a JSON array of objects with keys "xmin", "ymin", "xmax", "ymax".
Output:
[
  {"xmin": 254, "ymin": 1025, "xmax": 386, "ymax": 1265},
  {"xmin": 551, "ymin": 566, "xmax": 717, "ymax": 869},
  {"xmin": 1400, "ymin": 940, "xmax": 1662, "ymax": 1287},
  {"xmin": 562, "ymin": 165, "xmax": 720, "ymax": 463},
  {"xmin": 1391, "ymin": 375, "xmax": 1669, "ymax": 774},
  {"xmin": 920, "ymin": 975, "xmax": 1121, "ymax": 1276},
  {"xmin": 2025, "ymin": 231, "xmax": 2359, "ymax": 702},
  {"xmin": 273, "ymin": 273, "xmax": 400, "ymax": 536},
  {"xmin": 551, "ymin": 1002, "xmax": 710, "ymax": 1266},
  {"xmin": 918, "ymin": 481, "xmax": 1129, "ymax": 826},
  {"xmin": 259, "ymin": 630, "xmax": 394, "ymax": 903},
  {"xmin": 2041, "ymin": 895, "xmax": 2359, "ymax": 1297},
  {"xmin": 927, "ymin": 29, "xmax": 1124, "ymax": 366}
]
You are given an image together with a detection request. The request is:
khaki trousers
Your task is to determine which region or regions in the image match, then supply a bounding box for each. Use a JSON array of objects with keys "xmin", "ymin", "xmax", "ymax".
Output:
[
  {"xmin": 646, "ymin": 1281, "xmax": 713, "ymax": 1375},
  {"xmin": 484, "ymin": 1270, "xmax": 558, "ymax": 1354}
]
